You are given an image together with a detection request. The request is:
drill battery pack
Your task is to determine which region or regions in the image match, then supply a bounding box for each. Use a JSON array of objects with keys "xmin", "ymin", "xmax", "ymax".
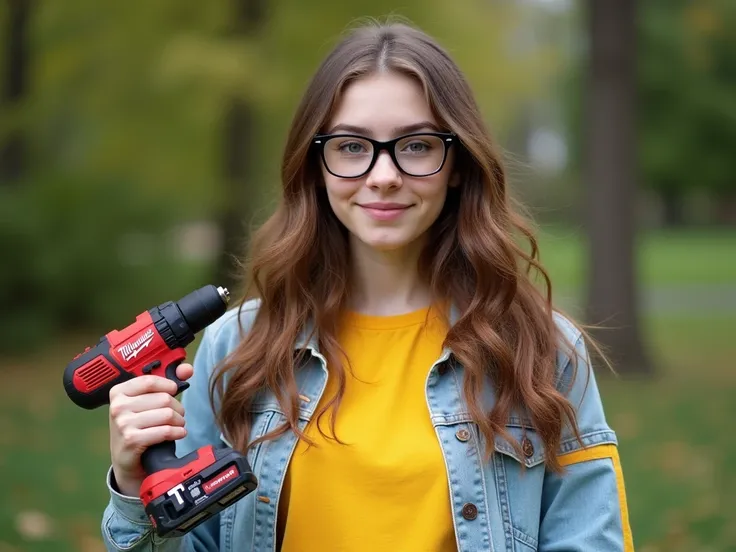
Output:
[{"xmin": 140, "ymin": 445, "xmax": 257, "ymax": 538}]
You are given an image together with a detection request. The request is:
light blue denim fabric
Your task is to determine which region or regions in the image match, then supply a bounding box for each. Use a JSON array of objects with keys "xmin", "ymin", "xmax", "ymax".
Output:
[{"xmin": 101, "ymin": 299, "xmax": 631, "ymax": 551}]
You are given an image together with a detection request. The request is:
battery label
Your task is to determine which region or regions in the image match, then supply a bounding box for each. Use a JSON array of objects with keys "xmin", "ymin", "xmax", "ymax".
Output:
[{"xmin": 203, "ymin": 466, "xmax": 239, "ymax": 494}]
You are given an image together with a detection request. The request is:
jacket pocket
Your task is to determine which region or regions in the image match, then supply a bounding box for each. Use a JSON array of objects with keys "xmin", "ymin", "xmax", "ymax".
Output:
[
  {"xmin": 492, "ymin": 422, "xmax": 545, "ymax": 551},
  {"xmin": 493, "ymin": 419, "xmax": 546, "ymax": 468}
]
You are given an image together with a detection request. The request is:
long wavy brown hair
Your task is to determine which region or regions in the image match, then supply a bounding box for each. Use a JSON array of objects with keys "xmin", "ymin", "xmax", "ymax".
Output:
[{"xmin": 211, "ymin": 20, "xmax": 588, "ymax": 473}]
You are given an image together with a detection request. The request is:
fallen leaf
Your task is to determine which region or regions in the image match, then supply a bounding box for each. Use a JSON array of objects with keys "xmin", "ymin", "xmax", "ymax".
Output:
[
  {"xmin": 87, "ymin": 427, "xmax": 111, "ymax": 456},
  {"xmin": 68, "ymin": 516, "xmax": 106, "ymax": 552},
  {"xmin": 660, "ymin": 441, "xmax": 690, "ymax": 477},
  {"xmin": 25, "ymin": 430, "xmax": 53, "ymax": 454},
  {"xmin": 15, "ymin": 510, "xmax": 55, "ymax": 541},
  {"xmin": 691, "ymin": 493, "xmax": 719, "ymax": 519},
  {"xmin": 56, "ymin": 464, "xmax": 80, "ymax": 494},
  {"xmin": 28, "ymin": 390, "xmax": 57, "ymax": 422},
  {"xmin": 662, "ymin": 509, "xmax": 699, "ymax": 551},
  {"xmin": 720, "ymin": 519, "xmax": 736, "ymax": 548},
  {"xmin": 0, "ymin": 417, "xmax": 16, "ymax": 447},
  {"xmin": 689, "ymin": 450, "xmax": 715, "ymax": 483},
  {"xmin": 77, "ymin": 535, "xmax": 105, "ymax": 552},
  {"xmin": 611, "ymin": 411, "xmax": 639, "ymax": 440}
]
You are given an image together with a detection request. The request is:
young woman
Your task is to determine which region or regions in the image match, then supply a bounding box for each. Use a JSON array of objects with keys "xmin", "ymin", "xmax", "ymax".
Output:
[{"xmin": 102, "ymin": 21, "xmax": 633, "ymax": 552}]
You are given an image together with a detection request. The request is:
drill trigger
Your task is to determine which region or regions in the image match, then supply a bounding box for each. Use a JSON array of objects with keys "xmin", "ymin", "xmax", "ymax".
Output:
[{"xmin": 165, "ymin": 359, "xmax": 191, "ymax": 396}]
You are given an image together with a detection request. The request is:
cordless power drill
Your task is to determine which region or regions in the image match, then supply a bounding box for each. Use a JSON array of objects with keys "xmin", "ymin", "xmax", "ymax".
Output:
[{"xmin": 63, "ymin": 285, "xmax": 258, "ymax": 538}]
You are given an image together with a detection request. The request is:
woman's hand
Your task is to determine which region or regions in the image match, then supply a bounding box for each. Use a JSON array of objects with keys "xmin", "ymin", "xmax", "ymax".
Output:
[{"xmin": 108, "ymin": 363, "xmax": 194, "ymax": 497}]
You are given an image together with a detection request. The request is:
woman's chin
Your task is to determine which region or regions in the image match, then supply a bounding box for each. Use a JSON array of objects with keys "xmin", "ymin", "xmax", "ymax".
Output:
[{"xmin": 353, "ymin": 231, "xmax": 423, "ymax": 254}]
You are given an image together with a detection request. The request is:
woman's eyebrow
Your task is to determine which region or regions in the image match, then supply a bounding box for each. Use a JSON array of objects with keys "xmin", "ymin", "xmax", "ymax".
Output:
[{"xmin": 326, "ymin": 121, "xmax": 441, "ymax": 136}]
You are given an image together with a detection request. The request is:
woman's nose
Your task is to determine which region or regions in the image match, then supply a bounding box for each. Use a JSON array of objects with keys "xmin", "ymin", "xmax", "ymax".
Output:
[{"xmin": 366, "ymin": 151, "xmax": 402, "ymax": 190}]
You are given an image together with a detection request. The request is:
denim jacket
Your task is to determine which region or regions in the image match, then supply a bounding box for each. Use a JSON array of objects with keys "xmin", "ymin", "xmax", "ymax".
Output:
[{"xmin": 101, "ymin": 300, "xmax": 634, "ymax": 551}]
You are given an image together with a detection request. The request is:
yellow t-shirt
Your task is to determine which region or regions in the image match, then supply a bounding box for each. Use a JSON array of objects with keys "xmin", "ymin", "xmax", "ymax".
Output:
[{"xmin": 278, "ymin": 306, "xmax": 456, "ymax": 552}]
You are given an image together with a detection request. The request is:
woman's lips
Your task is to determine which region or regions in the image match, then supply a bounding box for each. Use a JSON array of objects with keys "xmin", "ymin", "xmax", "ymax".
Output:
[{"xmin": 359, "ymin": 203, "xmax": 412, "ymax": 221}]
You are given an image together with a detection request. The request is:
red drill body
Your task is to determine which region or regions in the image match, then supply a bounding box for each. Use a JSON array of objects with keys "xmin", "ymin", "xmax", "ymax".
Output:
[
  {"xmin": 63, "ymin": 285, "xmax": 257, "ymax": 538},
  {"xmin": 67, "ymin": 310, "xmax": 186, "ymax": 402}
]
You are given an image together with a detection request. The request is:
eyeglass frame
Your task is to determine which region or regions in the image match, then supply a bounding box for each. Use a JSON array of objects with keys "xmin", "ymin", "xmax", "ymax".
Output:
[{"xmin": 313, "ymin": 131, "xmax": 457, "ymax": 179}]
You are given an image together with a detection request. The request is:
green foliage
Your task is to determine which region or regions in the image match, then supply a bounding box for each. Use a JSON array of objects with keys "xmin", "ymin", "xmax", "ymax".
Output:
[
  {"xmin": 0, "ymin": 172, "xmax": 207, "ymax": 353},
  {"xmin": 560, "ymin": 0, "xmax": 736, "ymax": 208},
  {"xmin": 639, "ymin": 0, "xmax": 736, "ymax": 198},
  {"xmin": 0, "ymin": 0, "xmax": 561, "ymax": 353}
]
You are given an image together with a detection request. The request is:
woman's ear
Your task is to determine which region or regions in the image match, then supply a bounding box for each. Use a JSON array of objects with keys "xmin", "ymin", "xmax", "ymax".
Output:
[
  {"xmin": 311, "ymin": 158, "xmax": 326, "ymax": 187},
  {"xmin": 449, "ymin": 171, "xmax": 461, "ymax": 188}
]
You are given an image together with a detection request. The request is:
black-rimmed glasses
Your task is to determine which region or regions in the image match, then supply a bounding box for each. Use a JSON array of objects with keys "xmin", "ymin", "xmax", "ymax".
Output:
[{"xmin": 313, "ymin": 132, "xmax": 456, "ymax": 178}]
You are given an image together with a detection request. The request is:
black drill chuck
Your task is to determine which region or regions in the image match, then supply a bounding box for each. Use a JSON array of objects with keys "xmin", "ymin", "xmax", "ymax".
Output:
[
  {"xmin": 178, "ymin": 285, "xmax": 230, "ymax": 335},
  {"xmin": 153, "ymin": 285, "xmax": 230, "ymax": 351}
]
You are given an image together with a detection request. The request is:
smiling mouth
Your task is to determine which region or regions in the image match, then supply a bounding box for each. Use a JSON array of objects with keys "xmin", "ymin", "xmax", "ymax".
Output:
[
  {"xmin": 358, "ymin": 204, "xmax": 412, "ymax": 221},
  {"xmin": 358, "ymin": 204, "xmax": 412, "ymax": 210}
]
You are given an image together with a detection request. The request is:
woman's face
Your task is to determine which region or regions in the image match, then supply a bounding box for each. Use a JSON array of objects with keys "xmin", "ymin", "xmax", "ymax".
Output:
[{"xmin": 320, "ymin": 71, "xmax": 455, "ymax": 256}]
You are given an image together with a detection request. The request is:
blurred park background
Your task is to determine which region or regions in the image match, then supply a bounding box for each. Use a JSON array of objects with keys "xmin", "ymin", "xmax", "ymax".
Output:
[{"xmin": 1, "ymin": 0, "xmax": 734, "ymax": 550}]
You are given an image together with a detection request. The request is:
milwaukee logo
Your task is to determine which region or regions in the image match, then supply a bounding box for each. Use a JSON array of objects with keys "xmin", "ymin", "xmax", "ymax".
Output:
[
  {"xmin": 118, "ymin": 329, "xmax": 155, "ymax": 362},
  {"xmin": 203, "ymin": 467, "xmax": 238, "ymax": 494}
]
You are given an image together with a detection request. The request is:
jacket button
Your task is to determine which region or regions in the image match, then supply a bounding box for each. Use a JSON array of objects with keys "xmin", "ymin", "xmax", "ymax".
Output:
[
  {"xmin": 521, "ymin": 437, "xmax": 534, "ymax": 458},
  {"xmin": 455, "ymin": 429, "xmax": 470, "ymax": 442},
  {"xmin": 461, "ymin": 503, "xmax": 478, "ymax": 520}
]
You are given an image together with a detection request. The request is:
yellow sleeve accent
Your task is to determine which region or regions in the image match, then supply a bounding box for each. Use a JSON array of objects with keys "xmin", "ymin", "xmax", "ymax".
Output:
[
  {"xmin": 558, "ymin": 443, "xmax": 617, "ymax": 467},
  {"xmin": 558, "ymin": 444, "xmax": 634, "ymax": 552}
]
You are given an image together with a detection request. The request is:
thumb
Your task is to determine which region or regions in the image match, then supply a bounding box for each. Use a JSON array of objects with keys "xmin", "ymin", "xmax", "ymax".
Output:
[{"xmin": 176, "ymin": 362, "xmax": 194, "ymax": 382}]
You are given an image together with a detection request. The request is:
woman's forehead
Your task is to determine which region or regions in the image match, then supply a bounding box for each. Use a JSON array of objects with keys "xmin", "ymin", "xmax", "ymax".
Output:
[{"xmin": 326, "ymin": 72, "xmax": 437, "ymax": 139}]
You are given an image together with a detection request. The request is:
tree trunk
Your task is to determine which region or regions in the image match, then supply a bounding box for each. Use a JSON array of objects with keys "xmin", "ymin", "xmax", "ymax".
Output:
[
  {"xmin": 213, "ymin": 0, "xmax": 266, "ymax": 292},
  {"xmin": 661, "ymin": 187, "xmax": 685, "ymax": 227},
  {"xmin": 0, "ymin": 0, "xmax": 30, "ymax": 184},
  {"xmin": 713, "ymin": 192, "xmax": 736, "ymax": 226},
  {"xmin": 215, "ymin": 100, "xmax": 257, "ymax": 292},
  {"xmin": 584, "ymin": 0, "xmax": 653, "ymax": 375}
]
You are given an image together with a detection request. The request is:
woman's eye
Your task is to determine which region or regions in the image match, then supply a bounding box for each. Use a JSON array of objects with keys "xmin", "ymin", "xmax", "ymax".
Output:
[
  {"xmin": 403, "ymin": 141, "xmax": 430, "ymax": 153},
  {"xmin": 339, "ymin": 142, "xmax": 367, "ymax": 154}
]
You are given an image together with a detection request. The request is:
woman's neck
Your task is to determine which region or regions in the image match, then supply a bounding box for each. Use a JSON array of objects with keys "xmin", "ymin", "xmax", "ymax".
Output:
[{"xmin": 347, "ymin": 237, "xmax": 432, "ymax": 316}]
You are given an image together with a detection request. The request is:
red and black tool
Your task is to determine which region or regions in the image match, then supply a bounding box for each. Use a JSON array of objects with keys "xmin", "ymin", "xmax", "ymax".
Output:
[{"xmin": 63, "ymin": 285, "xmax": 257, "ymax": 538}]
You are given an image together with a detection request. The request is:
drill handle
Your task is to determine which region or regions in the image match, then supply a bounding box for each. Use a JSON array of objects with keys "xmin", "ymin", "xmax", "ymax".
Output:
[
  {"xmin": 141, "ymin": 441, "xmax": 182, "ymax": 474},
  {"xmin": 140, "ymin": 358, "xmax": 191, "ymax": 475}
]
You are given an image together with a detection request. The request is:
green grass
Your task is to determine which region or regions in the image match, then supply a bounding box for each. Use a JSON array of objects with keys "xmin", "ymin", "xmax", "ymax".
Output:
[
  {"xmin": 0, "ymin": 338, "xmax": 113, "ymax": 552},
  {"xmin": 536, "ymin": 227, "xmax": 736, "ymax": 289},
  {"xmin": 600, "ymin": 316, "xmax": 736, "ymax": 551}
]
